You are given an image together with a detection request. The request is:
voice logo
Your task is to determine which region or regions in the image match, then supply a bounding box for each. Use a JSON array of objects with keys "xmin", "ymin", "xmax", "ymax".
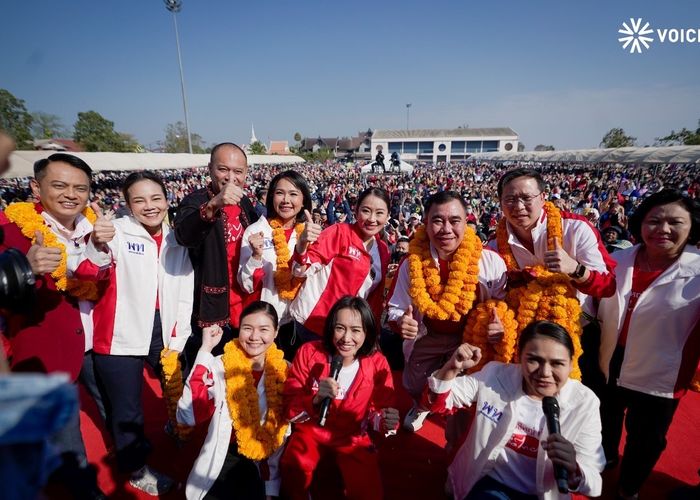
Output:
[{"xmin": 619, "ymin": 18, "xmax": 700, "ymax": 54}]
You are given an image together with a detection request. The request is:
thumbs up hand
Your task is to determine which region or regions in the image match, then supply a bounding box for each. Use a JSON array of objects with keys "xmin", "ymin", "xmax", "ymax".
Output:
[
  {"xmin": 27, "ymin": 230, "xmax": 62, "ymax": 275},
  {"xmin": 90, "ymin": 202, "xmax": 116, "ymax": 246},
  {"xmin": 296, "ymin": 209, "xmax": 322, "ymax": 254},
  {"xmin": 249, "ymin": 231, "xmax": 265, "ymax": 260},
  {"xmin": 544, "ymin": 237, "xmax": 578, "ymax": 275},
  {"xmin": 486, "ymin": 306, "xmax": 505, "ymax": 344},
  {"xmin": 397, "ymin": 305, "xmax": 419, "ymax": 340}
]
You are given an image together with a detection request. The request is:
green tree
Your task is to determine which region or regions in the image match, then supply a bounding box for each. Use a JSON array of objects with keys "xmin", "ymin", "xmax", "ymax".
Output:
[
  {"xmin": 656, "ymin": 119, "xmax": 700, "ymax": 146},
  {"xmin": 0, "ymin": 89, "xmax": 33, "ymax": 148},
  {"xmin": 293, "ymin": 131, "xmax": 302, "ymax": 142},
  {"xmin": 31, "ymin": 112, "xmax": 68, "ymax": 139},
  {"xmin": 517, "ymin": 143, "xmax": 525, "ymax": 152},
  {"xmin": 74, "ymin": 110, "xmax": 139, "ymax": 152},
  {"xmin": 534, "ymin": 144, "xmax": 555, "ymax": 151},
  {"xmin": 600, "ymin": 128, "xmax": 636, "ymax": 148},
  {"xmin": 249, "ymin": 141, "xmax": 267, "ymax": 155},
  {"xmin": 163, "ymin": 121, "xmax": 206, "ymax": 153},
  {"xmin": 298, "ymin": 148, "xmax": 335, "ymax": 162}
]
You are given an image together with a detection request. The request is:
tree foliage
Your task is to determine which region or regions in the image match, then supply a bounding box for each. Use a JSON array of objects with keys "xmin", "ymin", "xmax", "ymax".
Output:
[
  {"xmin": 517, "ymin": 143, "xmax": 525, "ymax": 152},
  {"xmin": 164, "ymin": 121, "xmax": 206, "ymax": 153},
  {"xmin": 293, "ymin": 132, "xmax": 302, "ymax": 142},
  {"xmin": 600, "ymin": 128, "xmax": 636, "ymax": 148},
  {"xmin": 0, "ymin": 89, "xmax": 33, "ymax": 148},
  {"xmin": 656, "ymin": 119, "xmax": 700, "ymax": 146},
  {"xmin": 298, "ymin": 148, "xmax": 335, "ymax": 162},
  {"xmin": 534, "ymin": 144, "xmax": 555, "ymax": 151},
  {"xmin": 74, "ymin": 110, "xmax": 141, "ymax": 152},
  {"xmin": 31, "ymin": 112, "xmax": 68, "ymax": 139},
  {"xmin": 249, "ymin": 141, "xmax": 267, "ymax": 155}
]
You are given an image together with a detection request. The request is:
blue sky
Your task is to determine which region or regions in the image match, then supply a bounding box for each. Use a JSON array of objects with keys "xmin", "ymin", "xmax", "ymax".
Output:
[{"xmin": 2, "ymin": 0, "xmax": 699, "ymax": 150}]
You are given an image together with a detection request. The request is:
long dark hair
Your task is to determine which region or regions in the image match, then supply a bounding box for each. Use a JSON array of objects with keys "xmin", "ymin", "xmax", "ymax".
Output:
[
  {"xmin": 122, "ymin": 171, "xmax": 167, "ymax": 204},
  {"xmin": 355, "ymin": 187, "xmax": 390, "ymax": 215},
  {"xmin": 628, "ymin": 189, "xmax": 700, "ymax": 245},
  {"xmin": 517, "ymin": 320, "xmax": 574, "ymax": 359},
  {"xmin": 322, "ymin": 296, "xmax": 378, "ymax": 358},
  {"xmin": 239, "ymin": 300, "xmax": 279, "ymax": 331},
  {"xmin": 265, "ymin": 170, "xmax": 313, "ymax": 222}
]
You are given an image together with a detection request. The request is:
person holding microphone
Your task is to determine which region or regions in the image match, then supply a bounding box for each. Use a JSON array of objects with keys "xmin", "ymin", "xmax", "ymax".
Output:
[{"xmin": 424, "ymin": 320, "xmax": 605, "ymax": 499}]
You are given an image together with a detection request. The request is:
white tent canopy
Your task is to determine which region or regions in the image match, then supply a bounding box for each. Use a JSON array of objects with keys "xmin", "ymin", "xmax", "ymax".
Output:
[
  {"xmin": 3, "ymin": 151, "xmax": 306, "ymax": 179},
  {"xmin": 360, "ymin": 160, "xmax": 414, "ymax": 175},
  {"xmin": 468, "ymin": 145, "xmax": 700, "ymax": 164}
]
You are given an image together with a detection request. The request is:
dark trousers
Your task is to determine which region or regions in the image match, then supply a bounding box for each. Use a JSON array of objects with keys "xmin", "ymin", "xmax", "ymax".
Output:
[
  {"xmin": 601, "ymin": 345, "xmax": 680, "ymax": 495},
  {"xmin": 274, "ymin": 321, "xmax": 298, "ymax": 362},
  {"xmin": 93, "ymin": 311, "xmax": 164, "ymax": 473},
  {"xmin": 204, "ymin": 441, "xmax": 265, "ymax": 500},
  {"xmin": 280, "ymin": 321, "xmax": 321, "ymax": 363},
  {"xmin": 465, "ymin": 475, "xmax": 538, "ymax": 500}
]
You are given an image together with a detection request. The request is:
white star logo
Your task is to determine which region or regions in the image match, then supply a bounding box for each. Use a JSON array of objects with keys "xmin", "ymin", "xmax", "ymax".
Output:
[{"xmin": 618, "ymin": 18, "xmax": 654, "ymax": 53}]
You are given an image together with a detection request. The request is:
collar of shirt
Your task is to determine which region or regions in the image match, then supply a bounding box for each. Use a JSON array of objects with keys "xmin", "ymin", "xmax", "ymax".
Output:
[{"xmin": 40, "ymin": 210, "xmax": 93, "ymax": 248}]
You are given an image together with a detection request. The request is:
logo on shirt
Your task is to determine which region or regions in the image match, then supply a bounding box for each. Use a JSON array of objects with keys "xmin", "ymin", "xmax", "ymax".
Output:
[
  {"xmin": 478, "ymin": 401, "xmax": 503, "ymax": 423},
  {"xmin": 263, "ymin": 238, "xmax": 274, "ymax": 250},
  {"xmin": 126, "ymin": 241, "xmax": 145, "ymax": 255},
  {"xmin": 506, "ymin": 422, "xmax": 541, "ymax": 458},
  {"xmin": 347, "ymin": 245, "xmax": 362, "ymax": 261}
]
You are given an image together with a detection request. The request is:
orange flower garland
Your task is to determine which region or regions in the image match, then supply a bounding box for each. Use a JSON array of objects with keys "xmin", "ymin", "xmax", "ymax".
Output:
[
  {"xmin": 268, "ymin": 218, "xmax": 305, "ymax": 301},
  {"xmin": 222, "ymin": 339, "xmax": 288, "ymax": 460},
  {"xmin": 407, "ymin": 226, "xmax": 482, "ymax": 321},
  {"xmin": 496, "ymin": 201, "xmax": 584, "ymax": 380},
  {"xmin": 463, "ymin": 299, "xmax": 519, "ymax": 373},
  {"xmin": 160, "ymin": 348, "xmax": 193, "ymax": 441},
  {"xmin": 5, "ymin": 201, "xmax": 100, "ymax": 301}
]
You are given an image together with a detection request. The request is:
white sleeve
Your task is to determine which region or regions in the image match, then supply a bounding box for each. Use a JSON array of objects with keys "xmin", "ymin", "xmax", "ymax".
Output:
[
  {"xmin": 386, "ymin": 259, "xmax": 413, "ymax": 322},
  {"xmin": 169, "ymin": 247, "xmax": 194, "ymax": 352}
]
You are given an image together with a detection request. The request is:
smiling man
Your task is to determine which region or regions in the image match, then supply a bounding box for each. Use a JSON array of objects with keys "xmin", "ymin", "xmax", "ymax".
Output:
[
  {"xmin": 386, "ymin": 191, "xmax": 508, "ymax": 432},
  {"xmin": 174, "ymin": 143, "xmax": 259, "ymax": 367}
]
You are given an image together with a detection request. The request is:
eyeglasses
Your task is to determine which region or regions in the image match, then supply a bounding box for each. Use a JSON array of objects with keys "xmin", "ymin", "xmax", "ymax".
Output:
[{"xmin": 502, "ymin": 193, "xmax": 542, "ymax": 207}]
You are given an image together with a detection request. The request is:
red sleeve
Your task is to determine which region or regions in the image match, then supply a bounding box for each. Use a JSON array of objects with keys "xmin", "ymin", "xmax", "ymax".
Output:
[
  {"xmin": 283, "ymin": 342, "xmax": 326, "ymax": 421},
  {"xmin": 73, "ymin": 257, "xmax": 113, "ymax": 281},
  {"xmin": 189, "ymin": 364, "xmax": 216, "ymax": 423},
  {"xmin": 420, "ymin": 385, "xmax": 453, "ymax": 415},
  {"xmin": 369, "ymin": 353, "xmax": 395, "ymax": 411}
]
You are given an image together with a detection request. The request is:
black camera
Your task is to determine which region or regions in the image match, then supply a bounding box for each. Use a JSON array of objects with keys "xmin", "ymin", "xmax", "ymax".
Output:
[{"xmin": 0, "ymin": 228, "xmax": 36, "ymax": 312}]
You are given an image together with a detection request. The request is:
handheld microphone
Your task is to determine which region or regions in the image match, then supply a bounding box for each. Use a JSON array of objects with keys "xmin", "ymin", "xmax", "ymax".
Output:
[
  {"xmin": 542, "ymin": 396, "xmax": 569, "ymax": 494},
  {"xmin": 318, "ymin": 355, "xmax": 343, "ymax": 427}
]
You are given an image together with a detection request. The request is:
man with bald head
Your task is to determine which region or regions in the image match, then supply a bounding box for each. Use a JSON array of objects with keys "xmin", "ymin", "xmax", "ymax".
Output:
[{"xmin": 174, "ymin": 143, "xmax": 259, "ymax": 363}]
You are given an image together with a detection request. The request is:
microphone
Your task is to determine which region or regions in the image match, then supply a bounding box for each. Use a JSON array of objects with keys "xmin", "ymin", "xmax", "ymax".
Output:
[
  {"xmin": 318, "ymin": 355, "xmax": 343, "ymax": 427},
  {"xmin": 542, "ymin": 396, "xmax": 569, "ymax": 494}
]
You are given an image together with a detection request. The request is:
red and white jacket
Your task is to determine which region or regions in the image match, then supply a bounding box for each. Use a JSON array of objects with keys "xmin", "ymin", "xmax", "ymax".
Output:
[
  {"xmin": 238, "ymin": 217, "xmax": 299, "ymax": 325},
  {"xmin": 288, "ymin": 223, "xmax": 390, "ymax": 335},
  {"xmin": 598, "ymin": 245, "xmax": 700, "ymax": 398},
  {"xmin": 488, "ymin": 210, "xmax": 617, "ymax": 315},
  {"xmin": 74, "ymin": 216, "xmax": 194, "ymax": 355}
]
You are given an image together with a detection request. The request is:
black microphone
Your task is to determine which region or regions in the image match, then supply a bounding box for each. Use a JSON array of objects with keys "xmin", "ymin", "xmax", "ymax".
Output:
[
  {"xmin": 318, "ymin": 355, "xmax": 343, "ymax": 427},
  {"xmin": 542, "ymin": 396, "xmax": 569, "ymax": 494}
]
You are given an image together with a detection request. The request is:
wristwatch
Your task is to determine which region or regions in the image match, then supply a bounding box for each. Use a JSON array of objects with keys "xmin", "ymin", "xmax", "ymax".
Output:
[{"xmin": 569, "ymin": 262, "xmax": 586, "ymax": 279}]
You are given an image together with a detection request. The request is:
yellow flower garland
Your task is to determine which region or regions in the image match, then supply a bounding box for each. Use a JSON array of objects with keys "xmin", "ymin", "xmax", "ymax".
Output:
[
  {"xmin": 4, "ymin": 202, "xmax": 100, "ymax": 301},
  {"xmin": 222, "ymin": 339, "xmax": 288, "ymax": 460},
  {"xmin": 160, "ymin": 348, "xmax": 193, "ymax": 441},
  {"xmin": 268, "ymin": 218, "xmax": 305, "ymax": 301},
  {"xmin": 496, "ymin": 201, "xmax": 584, "ymax": 380},
  {"xmin": 407, "ymin": 225, "xmax": 482, "ymax": 321},
  {"xmin": 463, "ymin": 299, "xmax": 519, "ymax": 373}
]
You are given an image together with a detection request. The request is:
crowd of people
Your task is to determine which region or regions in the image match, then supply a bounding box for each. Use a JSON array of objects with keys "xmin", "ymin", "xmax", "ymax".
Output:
[{"xmin": 0, "ymin": 140, "xmax": 698, "ymax": 500}]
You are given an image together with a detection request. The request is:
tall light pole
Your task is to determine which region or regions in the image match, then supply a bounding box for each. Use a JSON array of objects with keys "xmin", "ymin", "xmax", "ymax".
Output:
[
  {"xmin": 406, "ymin": 103, "xmax": 412, "ymax": 132},
  {"xmin": 164, "ymin": 0, "xmax": 193, "ymax": 154}
]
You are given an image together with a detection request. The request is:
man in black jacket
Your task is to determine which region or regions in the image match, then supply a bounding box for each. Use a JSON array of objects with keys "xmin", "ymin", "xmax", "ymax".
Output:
[{"xmin": 174, "ymin": 143, "xmax": 259, "ymax": 365}]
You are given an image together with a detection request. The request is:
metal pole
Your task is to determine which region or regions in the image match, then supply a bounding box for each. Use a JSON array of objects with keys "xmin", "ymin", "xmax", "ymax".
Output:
[
  {"xmin": 166, "ymin": 1, "xmax": 193, "ymax": 154},
  {"xmin": 406, "ymin": 103, "xmax": 411, "ymax": 131}
]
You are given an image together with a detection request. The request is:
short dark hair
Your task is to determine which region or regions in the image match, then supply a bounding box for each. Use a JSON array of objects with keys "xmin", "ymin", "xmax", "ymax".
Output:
[
  {"xmin": 355, "ymin": 187, "xmax": 390, "ymax": 213},
  {"xmin": 34, "ymin": 153, "xmax": 92, "ymax": 181},
  {"xmin": 209, "ymin": 142, "xmax": 248, "ymax": 165},
  {"xmin": 397, "ymin": 236, "xmax": 410, "ymax": 244},
  {"xmin": 628, "ymin": 189, "xmax": 700, "ymax": 245},
  {"xmin": 322, "ymin": 296, "xmax": 378, "ymax": 358},
  {"xmin": 517, "ymin": 320, "xmax": 574, "ymax": 359},
  {"xmin": 424, "ymin": 191, "xmax": 468, "ymax": 219},
  {"xmin": 122, "ymin": 171, "xmax": 167, "ymax": 204},
  {"xmin": 239, "ymin": 300, "xmax": 279, "ymax": 331},
  {"xmin": 497, "ymin": 168, "xmax": 545, "ymax": 198},
  {"xmin": 265, "ymin": 170, "xmax": 312, "ymax": 222}
]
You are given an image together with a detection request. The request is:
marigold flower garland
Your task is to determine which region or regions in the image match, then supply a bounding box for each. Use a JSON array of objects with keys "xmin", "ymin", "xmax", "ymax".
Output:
[
  {"xmin": 268, "ymin": 218, "xmax": 305, "ymax": 301},
  {"xmin": 222, "ymin": 339, "xmax": 288, "ymax": 460},
  {"xmin": 496, "ymin": 201, "xmax": 584, "ymax": 380},
  {"xmin": 407, "ymin": 225, "xmax": 482, "ymax": 321},
  {"xmin": 463, "ymin": 299, "xmax": 519, "ymax": 373},
  {"xmin": 5, "ymin": 202, "xmax": 100, "ymax": 301},
  {"xmin": 160, "ymin": 348, "xmax": 193, "ymax": 441}
]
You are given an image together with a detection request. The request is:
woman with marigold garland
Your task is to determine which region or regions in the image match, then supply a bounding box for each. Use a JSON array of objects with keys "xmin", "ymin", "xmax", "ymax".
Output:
[
  {"xmin": 238, "ymin": 170, "xmax": 313, "ymax": 359},
  {"xmin": 288, "ymin": 187, "xmax": 392, "ymax": 341},
  {"xmin": 177, "ymin": 301, "xmax": 289, "ymax": 500},
  {"xmin": 425, "ymin": 320, "xmax": 605, "ymax": 499},
  {"xmin": 280, "ymin": 296, "xmax": 399, "ymax": 500}
]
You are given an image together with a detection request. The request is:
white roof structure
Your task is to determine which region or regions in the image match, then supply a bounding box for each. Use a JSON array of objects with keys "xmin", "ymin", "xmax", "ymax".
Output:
[
  {"xmin": 3, "ymin": 151, "xmax": 305, "ymax": 179},
  {"xmin": 468, "ymin": 145, "xmax": 700, "ymax": 164},
  {"xmin": 360, "ymin": 160, "xmax": 414, "ymax": 175}
]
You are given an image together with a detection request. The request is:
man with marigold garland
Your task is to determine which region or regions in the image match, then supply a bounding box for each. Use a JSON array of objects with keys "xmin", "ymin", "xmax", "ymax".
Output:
[
  {"xmin": 489, "ymin": 168, "xmax": 617, "ymax": 389},
  {"xmin": 387, "ymin": 191, "xmax": 508, "ymax": 433},
  {"xmin": 0, "ymin": 153, "xmax": 113, "ymax": 499}
]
